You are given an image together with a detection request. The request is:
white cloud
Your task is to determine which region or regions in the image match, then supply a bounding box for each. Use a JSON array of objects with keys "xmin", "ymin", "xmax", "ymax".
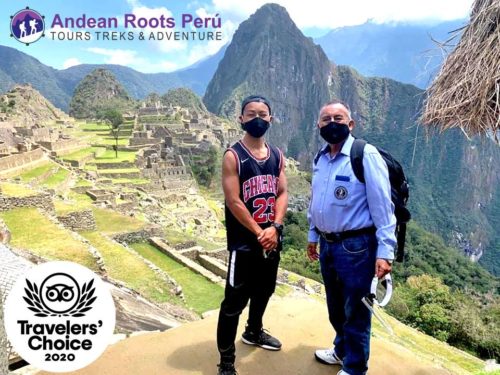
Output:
[
  {"xmin": 86, "ymin": 47, "xmax": 139, "ymax": 65},
  {"xmin": 209, "ymin": 0, "xmax": 474, "ymax": 28},
  {"xmin": 159, "ymin": 61, "xmax": 179, "ymax": 72},
  {"xmin": 62, "ymin": 58, "xmax": 81, "ymax": 69},
  {"xmin": 122, "ymin": 0, "xmax": 187, "ymax": 54},
  {"xmin": 86, "ymin": 47, "xmax": 178, "ymax": 73},
  {"xmin": 186, "ymin": 12, "xmax": 235, "ymax": 64}
]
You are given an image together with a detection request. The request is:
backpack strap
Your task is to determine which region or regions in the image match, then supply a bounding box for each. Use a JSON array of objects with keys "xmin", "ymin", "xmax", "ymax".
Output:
[
  {"xmin": 350, "ymin": 138, "xmax": 367, "ymax": 183},
  {"xmin": 313, "ymin": 150, "xmax": 322, "ymax": 166}
]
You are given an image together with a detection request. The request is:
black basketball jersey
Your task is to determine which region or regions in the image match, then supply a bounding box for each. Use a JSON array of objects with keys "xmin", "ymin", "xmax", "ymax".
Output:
[{"xmin": 225, "ymin": 141, "xmax": 283, "ymax": 251}]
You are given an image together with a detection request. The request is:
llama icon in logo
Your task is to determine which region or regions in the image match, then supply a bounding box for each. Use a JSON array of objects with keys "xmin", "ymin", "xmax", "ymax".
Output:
[{"xmin": 10, "ymin": 7, "xmax": 45, "ymax": 46}]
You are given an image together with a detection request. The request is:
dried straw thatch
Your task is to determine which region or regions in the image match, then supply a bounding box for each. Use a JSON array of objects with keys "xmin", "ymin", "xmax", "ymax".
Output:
[{"xmin": 422, "ymin": 0, "xmax": 500, "ymax": 142}]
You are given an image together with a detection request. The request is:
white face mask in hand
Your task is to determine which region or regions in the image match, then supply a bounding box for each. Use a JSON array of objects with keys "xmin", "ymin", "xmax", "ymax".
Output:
[{"xmin": 361, "ymin": 274, "xmax": 393, "ymax": 334}]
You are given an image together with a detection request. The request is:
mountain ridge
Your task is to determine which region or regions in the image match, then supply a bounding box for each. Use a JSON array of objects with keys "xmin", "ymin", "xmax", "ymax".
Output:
[{"xmin": 0, "ymin": 44, "xmax": 224, "ymax": 111}]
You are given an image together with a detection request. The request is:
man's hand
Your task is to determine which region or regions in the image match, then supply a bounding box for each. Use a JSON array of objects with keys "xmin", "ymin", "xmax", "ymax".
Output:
[
  {"xmin": 375, "ymin": 259, "xmax": 392, "ymax": 278},
  {"xmin": 258, "ymin": 227, "xmax": 278, "ymax": 251},
  {"xmin": 306, "ymin": 242, "xmax": 319, "ymax": 261}
]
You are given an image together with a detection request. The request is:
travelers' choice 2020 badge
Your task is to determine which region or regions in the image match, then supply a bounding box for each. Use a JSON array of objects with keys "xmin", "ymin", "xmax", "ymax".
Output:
[{"xmin": 4, "ymin": 261, "xmax": 116, "ymax": 372}]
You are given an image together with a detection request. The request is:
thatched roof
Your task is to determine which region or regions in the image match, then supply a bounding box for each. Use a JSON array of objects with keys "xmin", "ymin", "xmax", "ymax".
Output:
[{"xmin": 422, "ymin": 0, "xmax": 500, "ymax": 142}]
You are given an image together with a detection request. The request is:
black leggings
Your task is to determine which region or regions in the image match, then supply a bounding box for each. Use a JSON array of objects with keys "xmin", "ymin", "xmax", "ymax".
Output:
[{"xmin": 216, "ymin": 249, "xmax": 280, "ymax": 362}]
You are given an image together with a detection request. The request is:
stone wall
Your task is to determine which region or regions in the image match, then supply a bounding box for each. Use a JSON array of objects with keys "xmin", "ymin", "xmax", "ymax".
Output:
[
  {"xmin": 0, "ymin": 193, "xmax": 55, "ymax": 214},
  {"xmin": 0, "ymin": 148, "xmax": 45, "ymax": 176},
  {"xmin": 205, "ymin": 248, "xmax": 229, "ymax": 264},
  {"xmin": 38, "ymin": 139, "xmax": 85, "ymax": 155},
  {"xmin": 96, "ymin": 162, "xmax": 136, "ymax": 169},
  {"xmin": 0, "ymin": 290, "xmax": 8, "ymax": 375},
  {"xmin": 112, "ymin": 226, "xmax": 164, "ymax": 244},
  {"xmin": 113, "ymin": 202, "xmax": 137, "ymax": 215},
  {"xmin": 149, "ymin": 237, "xmax": 222, "ymax": 284},
  {"xmin": 66, "ymin": 153, "xmax": 96, "ymax": 168},
  {"xmin": 98, "ymin": 172, "xmax": 142, "ymax": 179},
  {"xmin": 197, "ymin": 254, "xmax": 227, "ymax": 279},
  {"xmin": 86, "ymin": 189, "xmax": 114, "ymax": 202},
  {"xmin": 57, "ymin": 210, "xmax": 96, "ymax": 231},
  {"xmin": 174, "ymin": 241, "xmax": 197, "ymax": 250}
]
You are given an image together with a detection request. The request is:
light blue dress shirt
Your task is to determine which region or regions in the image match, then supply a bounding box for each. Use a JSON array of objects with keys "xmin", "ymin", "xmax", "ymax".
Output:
[{"xmin": 307, "ymin": 134, "xmax": 397, "ymax": 260}]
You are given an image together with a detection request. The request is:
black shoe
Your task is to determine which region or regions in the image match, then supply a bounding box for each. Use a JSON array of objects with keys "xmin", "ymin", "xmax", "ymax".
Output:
[
  {"xmin": 241, "ymin": 328, "xmax": 282, "ymax": 351},
  {"xmin": 217, "ymin": 362, "xmax": 237, "ymax": 375}
]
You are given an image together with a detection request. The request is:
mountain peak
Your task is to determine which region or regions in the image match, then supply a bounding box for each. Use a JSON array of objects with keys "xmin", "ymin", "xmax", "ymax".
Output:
[
  {"xmin": 68, "ymin": 68, "xmax": 133, "ymax": 119},
  {"xmin": 239, "ymin": 2, "xmax": 301, "ymax": 37},
  {"xmin": 203, "ymin": 2, "xmax": 331, "ymax": 158},
  {"xmin": 0, "ymin": 84, "xmax": 68, "ymax": 127}
]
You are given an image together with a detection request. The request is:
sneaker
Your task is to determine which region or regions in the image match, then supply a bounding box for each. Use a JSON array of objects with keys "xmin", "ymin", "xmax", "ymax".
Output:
[
  {"xmin": 314, "ymin": 347, "xmax": 343, "ymax": 365},
  {"xmin": 241, "ymin": 328, "xmax": 282, "ymax": 351},
  {"xmin": 337, "ymin": 370, "xmax": 351, "ymax": 375},
  {"xmin": 217, "ymin": 362, "xmax": 237, "ymax": 375}
]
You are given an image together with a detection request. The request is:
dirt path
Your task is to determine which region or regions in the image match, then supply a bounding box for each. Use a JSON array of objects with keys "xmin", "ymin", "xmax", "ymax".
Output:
[{"xmin": 39, "ymin": 296, "xmax": 453, "ymax": 375}]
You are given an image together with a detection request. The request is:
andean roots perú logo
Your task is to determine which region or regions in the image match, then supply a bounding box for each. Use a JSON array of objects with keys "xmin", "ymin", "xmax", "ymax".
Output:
[
  {"xmin": 10, "ymin": 7, "xmax": 45, "ymax": 46},
  {"xmin": 24, "ymin": 273, "xmax": 97, "ymax": 317}
]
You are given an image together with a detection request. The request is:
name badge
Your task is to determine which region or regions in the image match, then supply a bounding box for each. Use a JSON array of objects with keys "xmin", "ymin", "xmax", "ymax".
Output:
[{"xmin": 335, "ymin": 175, "xmax": 350, "ymax": 182}]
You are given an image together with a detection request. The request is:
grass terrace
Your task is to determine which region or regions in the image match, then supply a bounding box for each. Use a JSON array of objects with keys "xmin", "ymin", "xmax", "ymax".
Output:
[
  {"xmin": 82, "ymin": 232, "xmax": 180, "ymax": 304},
  {"xmin": 92, "ymin": 207, "xmax": 146, "ymax": 234},
  {"xmin": 17, "ymin": 162, "xmax": 55, "ymax": 182},
  {"xmin": 131, "ymin": 242, "xmax": 224, "ymax": 314},
  {"xmin": 94, "ymin": 149, "xmax": 138, "ymax": 163},
  {"xmin": 164, "ymin": 229, "xmax": 224, "ymax": 251},
  {"xmin": 0, "ymin": 182, "xmax": 37, "ymax": 197},
  {"xmin": 53, "ymin": 192, "xmax": 94, "ymax": 215},
  {"xmin": 41, "ymin": 167, "xmax": 70, "ymax": 188},
  {"xmin": 61, "ymin": 146, "xmax": 106, "ymax": 162},
  {"xmin": 0, "ymin": 207, "xmax": 97, "ymax": 270}
]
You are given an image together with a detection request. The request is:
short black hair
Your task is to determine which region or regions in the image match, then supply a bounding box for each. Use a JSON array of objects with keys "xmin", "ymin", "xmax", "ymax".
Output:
[{"xmin": 241, "ymin": 95, "xmax": 272, "ymax": 115}]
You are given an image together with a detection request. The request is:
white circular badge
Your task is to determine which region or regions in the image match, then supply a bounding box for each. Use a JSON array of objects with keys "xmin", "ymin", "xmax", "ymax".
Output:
[{"xmin": 3, "ymin": 261, "xmax": 116, "ymax": 372}]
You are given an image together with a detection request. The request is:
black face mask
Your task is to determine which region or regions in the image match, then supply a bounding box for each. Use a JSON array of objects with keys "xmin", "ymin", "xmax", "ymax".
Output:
[
  {"xmin": 320, "ymin": 121, "xmax": 350, "ymax": 144},
  {"xmin": 241, "ymin": 117, "xmax": 270, "ymax": 138}
]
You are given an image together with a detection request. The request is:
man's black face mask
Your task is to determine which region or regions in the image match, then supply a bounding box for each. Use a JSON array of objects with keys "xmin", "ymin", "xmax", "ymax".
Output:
[
  {"xmin": 320, "ymin": 121, "xmax": 350, "ymax": 144},
  {"xmin": 242, "ymin": 117, "xmax": 270, "ymax": 138}
]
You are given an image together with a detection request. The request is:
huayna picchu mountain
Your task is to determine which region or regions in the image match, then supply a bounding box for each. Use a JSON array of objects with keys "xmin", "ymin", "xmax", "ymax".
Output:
[
  {"xmin": 202, "ymin": 3, "xmax": 500, "ymax": 275},
  {"xmin": 68, "ymin": 68, "xmax": 134, "ymax": 119}
]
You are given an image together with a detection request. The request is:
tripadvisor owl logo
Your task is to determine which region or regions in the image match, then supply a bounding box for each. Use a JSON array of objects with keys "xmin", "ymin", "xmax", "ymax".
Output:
[{"xmin": 3, "ymin": 261, "xmax": 116, "ymax": 372}]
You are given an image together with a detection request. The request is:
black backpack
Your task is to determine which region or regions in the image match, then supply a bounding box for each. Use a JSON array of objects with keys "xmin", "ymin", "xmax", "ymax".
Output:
[{"xmin": 314, "ymin": 138, "xmax": 411, "ymax": 262}]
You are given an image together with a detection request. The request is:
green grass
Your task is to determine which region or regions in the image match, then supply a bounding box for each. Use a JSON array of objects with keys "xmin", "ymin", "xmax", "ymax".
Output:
[
  {"xmin": 0, "ymin": 208, "xmax": 97, "ymax": 270},
  {"xmin": 92, "ymin": 207, "xmax": 146, "ymax": 234},
  {"xmin": 42, "ymin": 168, "xmax": 70, "ymax": 188},
  {"xmin": 110, "ymin": 178, "xmax": 150, "ymax": 185},
  {"xmin": 61, "ymin": 147, "xmax": 104, "ymax": 162},
  {"xmin": 131, "ymin": 242, "xmax": 224, "ymax": 314},
  {"xmin": 371, "ymin": 309, "xmax": 485, "ymax": 374},
  {"xmin": 95, "ymin": 137, "xmax": 130, "ymax": 146},
  {"xmin": 164, "ymin": 229, "xmax": 224, "ymax": 251},
  {"xmin": 96, "ymin": 168, "xmax": 140, "ymax": 174},
  {"xmin": 17, "ymin": 162, "xmax": 54, "ymax": 181},
  {"xmin": 95, "ymin": 150, "xmax": 137, "ymax": 162},
  {"xmin": 75, "ymin": 178, "xmax": 93, "ymax": 187},
  {"xmin": 0, "ymin": 182, "xmax": 36, "ymax": 197},
  {"xmin": 54, "ymin": 192, "xmax": 94, "ymax": 215},
  {"xmin": 81, "ymin": 232, "xmax": 180, "ymax": 304}
]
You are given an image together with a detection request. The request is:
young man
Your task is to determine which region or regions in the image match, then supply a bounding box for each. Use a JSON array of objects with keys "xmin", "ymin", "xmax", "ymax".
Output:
[
  {"xmin": 307, "ymin": 100, "xmax": 396, "ymax": 375},
  {"xmin": 216, "ymin": 95, "xmax": 288, "ymax": 375}
]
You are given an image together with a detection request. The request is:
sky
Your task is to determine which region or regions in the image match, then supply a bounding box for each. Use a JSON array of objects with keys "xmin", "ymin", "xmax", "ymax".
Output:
[{"xmin": 0, "ymin": 0, "xmax": 474, "ymax": 73}]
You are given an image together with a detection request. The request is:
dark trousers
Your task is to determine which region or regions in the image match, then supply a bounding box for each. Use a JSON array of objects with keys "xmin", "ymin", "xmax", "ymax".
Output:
[
  {"xmin": 216, "ymin": 248, "xmax": 280, "ymax": 364},
  {"xmin": 319, "ymin": 233, "xmax": 377, "ymax": 375}
]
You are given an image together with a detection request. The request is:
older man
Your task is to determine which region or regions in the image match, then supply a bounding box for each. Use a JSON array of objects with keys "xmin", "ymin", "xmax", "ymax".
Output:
[{"xmin": 307, "ymin": 99, "xmax": 396, "ymax": 375}]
